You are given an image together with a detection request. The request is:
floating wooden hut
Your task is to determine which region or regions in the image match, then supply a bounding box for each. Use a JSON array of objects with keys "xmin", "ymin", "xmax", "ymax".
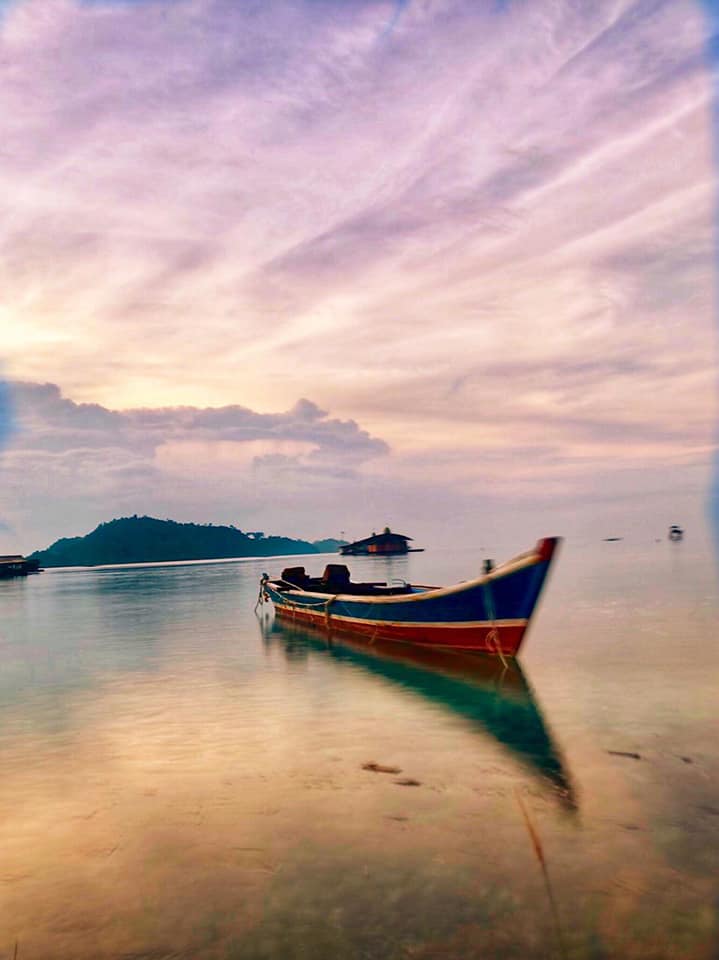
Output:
[
  {"xmin": 0, "ymin": 555, "xmax": 41, "ymax": 578},
  {"xmin": 339, "ymin": 527, "xmax": 423, "ymax": 556}
]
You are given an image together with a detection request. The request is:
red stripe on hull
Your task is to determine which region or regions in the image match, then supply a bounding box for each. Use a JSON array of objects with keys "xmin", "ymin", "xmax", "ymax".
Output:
[{"xmin": 274, "ymin": 605, "xmax": 527, "ymax": 657}]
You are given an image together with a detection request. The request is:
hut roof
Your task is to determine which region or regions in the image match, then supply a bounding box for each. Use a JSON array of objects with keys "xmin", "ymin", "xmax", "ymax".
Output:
[{"xmin": 344, "ymin": 529, "xmax": 413, "ymax": 549}]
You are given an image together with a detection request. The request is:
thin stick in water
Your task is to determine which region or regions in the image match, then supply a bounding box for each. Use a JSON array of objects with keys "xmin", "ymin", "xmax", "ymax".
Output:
[{"xmin": 514, "ymin": 788, "xmax": 567, "ymax": 960}]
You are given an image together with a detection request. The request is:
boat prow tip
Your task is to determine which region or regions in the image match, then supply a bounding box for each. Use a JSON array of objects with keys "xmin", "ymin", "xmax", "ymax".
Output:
[{"xmin": 536, "ymin": 536, "xmax": 562, "ymax": 562}]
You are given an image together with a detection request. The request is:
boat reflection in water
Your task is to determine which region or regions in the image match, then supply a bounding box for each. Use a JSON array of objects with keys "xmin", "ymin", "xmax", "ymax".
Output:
[{"xmin": 259, "ymin": 616, "xmax": 577, "ymax": 813}]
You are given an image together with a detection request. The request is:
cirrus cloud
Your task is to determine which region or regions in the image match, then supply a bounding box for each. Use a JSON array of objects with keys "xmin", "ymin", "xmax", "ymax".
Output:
[{"xmin": 0, "ymin": 0, "xmax": 716, "ymax": 551}]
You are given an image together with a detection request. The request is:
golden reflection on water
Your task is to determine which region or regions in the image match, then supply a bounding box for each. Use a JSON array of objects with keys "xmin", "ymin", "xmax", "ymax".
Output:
[
  {"xmin": 0, "ymin": 546, "xmax": 718, "ymax": 959},
  {"xmin": 0, "ymin": 654, "xmax": 559, "ymax": 958}
]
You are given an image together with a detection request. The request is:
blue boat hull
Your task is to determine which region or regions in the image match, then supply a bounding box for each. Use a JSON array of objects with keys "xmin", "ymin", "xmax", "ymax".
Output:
[{"xmin": 261, "ymin": 537, "xmax": 560, "ymax": 657}]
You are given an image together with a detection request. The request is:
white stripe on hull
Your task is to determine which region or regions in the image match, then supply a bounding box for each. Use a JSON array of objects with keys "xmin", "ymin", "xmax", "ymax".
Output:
[{"xmin": 274, "ymin": 605, "xmax": 528, "ymax": 631}]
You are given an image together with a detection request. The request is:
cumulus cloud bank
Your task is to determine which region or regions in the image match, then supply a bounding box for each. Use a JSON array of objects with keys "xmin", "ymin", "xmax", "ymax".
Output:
[
  {"xmin": 0, "ymin": 0, "xmax": 716, "ymax": 548},
  {"xmin": 11, "ymin": 382, "xmax": 386, "ymax": 460},
  {"xmin": 1, "ymin": 376, "xmax": 711, "ymax": 555},
  {"xmin": 2, "ymin": 381, "xmax": 393, "ymax": 549}
]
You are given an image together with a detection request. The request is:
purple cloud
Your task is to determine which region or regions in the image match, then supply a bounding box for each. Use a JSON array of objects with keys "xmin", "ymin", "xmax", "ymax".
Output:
[{"xmin": 0, "ymin": 0, "xmax": 715, "ymax": 550}]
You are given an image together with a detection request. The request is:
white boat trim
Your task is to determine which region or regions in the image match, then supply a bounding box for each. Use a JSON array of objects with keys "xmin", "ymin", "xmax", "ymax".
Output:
[
  {"xmin": 269, "ymin": 544, "xmax": 542, "ymax": 606},
  {"xmin": 274, "ymin": 608, "xmax": 529, "ymax": 630}
]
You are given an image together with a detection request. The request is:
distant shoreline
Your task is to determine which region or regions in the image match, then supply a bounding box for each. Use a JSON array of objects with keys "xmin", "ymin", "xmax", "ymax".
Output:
[
  {"xmin": 29, "ymin": 516, "xmax": 347, "ymax": 569},
  {"xmin": 39, "ymin": 550, "xmax": 342, "ymax": 573}
]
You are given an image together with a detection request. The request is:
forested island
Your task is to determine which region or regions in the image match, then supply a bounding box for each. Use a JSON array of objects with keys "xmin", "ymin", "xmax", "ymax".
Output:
[{"xmin": 29, "ymin": 516, "xmax": 346, "ymax": 568}]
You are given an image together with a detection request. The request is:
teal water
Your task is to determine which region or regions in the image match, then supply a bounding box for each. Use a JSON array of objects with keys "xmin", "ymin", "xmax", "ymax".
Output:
[{"xmin": 0, "ymin": 535, "xmax": 717, "ymax": 959}]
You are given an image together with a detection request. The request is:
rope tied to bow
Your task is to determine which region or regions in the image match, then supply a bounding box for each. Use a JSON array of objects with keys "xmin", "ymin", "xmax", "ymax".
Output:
[{"xmin": 482, "ymin": 577, "xmax": 508, "ymax": 668}]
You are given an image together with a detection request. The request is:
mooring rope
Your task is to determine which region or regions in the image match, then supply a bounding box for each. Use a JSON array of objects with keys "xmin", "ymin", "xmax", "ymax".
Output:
[
  {"xmin": 482, "ymin": 578, "xmax": 508, "ymax": 668},
  {"xmin": 259, "ymin": 579, "xmax": 340, "ymax": 632},
  {"xmin": 254, "ymin": 574, "xmax": 270, "ymax": 612}
]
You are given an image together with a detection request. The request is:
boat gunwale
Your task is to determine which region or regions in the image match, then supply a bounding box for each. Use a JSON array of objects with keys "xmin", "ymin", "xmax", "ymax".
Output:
[{"xmin": 266, "ymin": 543, "xmax": 545, "ymax": 607}]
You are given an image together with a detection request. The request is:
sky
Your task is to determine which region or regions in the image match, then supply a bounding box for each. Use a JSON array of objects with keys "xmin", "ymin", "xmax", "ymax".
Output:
[{"xmin": 0, "ymin": 0, "xmax": 717, "ymax": 555}]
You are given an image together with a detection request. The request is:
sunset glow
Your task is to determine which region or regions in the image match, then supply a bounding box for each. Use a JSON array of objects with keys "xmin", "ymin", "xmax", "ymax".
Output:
[{"xmin": 1, "ymin": 0, "xmax": 716, "ymax": 551}]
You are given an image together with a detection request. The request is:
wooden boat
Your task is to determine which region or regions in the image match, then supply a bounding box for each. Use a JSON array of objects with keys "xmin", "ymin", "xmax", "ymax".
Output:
[{"xmin": 259, "ymin": 536, "xmax": 560, "ymax": 657}]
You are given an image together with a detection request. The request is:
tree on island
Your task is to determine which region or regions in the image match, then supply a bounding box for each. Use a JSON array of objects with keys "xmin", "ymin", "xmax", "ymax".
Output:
[{"xmin": 29, "ymin": 516, "xmax": 347, "ymax": 568}]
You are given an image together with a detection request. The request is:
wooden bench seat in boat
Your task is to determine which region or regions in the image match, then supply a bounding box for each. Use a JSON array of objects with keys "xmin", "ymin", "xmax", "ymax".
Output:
[{"xmin": 279, "ymin": 565, "xmax": 412, "ymax": 597}]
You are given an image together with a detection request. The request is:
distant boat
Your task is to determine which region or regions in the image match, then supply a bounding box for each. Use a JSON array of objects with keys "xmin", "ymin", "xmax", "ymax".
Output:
[
  {"xmin": 668, "ymin": 525, "xmax": 683, "ymax": 541},
  {"xmin": 340, "ymin": 526, "xmax": 423, "ymax": 556},
  {"xmin": 0, "ymin": 555, "xmax": 41, "ymax": 579},
  {"xmin": 259, "ymin": 537, "xmax": 560, "ymax": 658}
]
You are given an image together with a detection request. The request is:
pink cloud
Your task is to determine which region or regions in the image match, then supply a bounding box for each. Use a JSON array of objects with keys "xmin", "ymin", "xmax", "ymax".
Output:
[{"xmin": 0, "ymin": 0, "xmax": 715, "ymax": 548}]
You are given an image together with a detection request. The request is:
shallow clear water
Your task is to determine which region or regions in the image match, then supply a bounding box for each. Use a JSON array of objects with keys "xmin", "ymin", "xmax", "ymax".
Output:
[{"xmin": 1, "ymin": 533, "xmax": 718, "ymax": 959}]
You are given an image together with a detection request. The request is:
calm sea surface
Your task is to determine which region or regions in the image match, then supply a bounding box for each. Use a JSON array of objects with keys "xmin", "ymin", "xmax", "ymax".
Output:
[{"xmin": 1, "ymin": 533, "xmax": 718, "ymax": 959}]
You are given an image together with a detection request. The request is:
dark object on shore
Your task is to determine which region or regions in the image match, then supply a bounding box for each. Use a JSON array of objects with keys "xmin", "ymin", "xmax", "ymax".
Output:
[
  {"xmin": 607, "ymin": 750, "xmax": 641, "ymax": 760},
  {"xmin": 668, "ymin": 525, "xmax": 683, "ymax": 541},
  {"xmin": 394, "ymin": 778, "xmax": 421, "ymax": 787},
  {"xmin": 340, "ymin": 526, "xmax": 423, "ymax": 556},
  {"xmin": 0, "ymin": 555, "xmax": 41, "ymax": 579},
  {"xmin": 260, "ymin": 537, "xmax": 561, "ymax": 659},
  {"xmin": 362, "ymin": 762, "xmax": 401, "ymax": 774}
]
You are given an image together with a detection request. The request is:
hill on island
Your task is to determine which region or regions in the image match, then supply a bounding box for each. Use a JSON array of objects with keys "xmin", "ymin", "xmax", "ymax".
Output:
[{"xmin": 30, "ymin": 516, "xmax": 346, "ymax": 568}]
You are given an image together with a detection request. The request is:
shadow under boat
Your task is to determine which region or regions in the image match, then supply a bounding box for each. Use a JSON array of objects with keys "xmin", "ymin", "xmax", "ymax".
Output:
[{"xmin": 259, "ymin": 615, "xmax": 577, "ymax": 812}]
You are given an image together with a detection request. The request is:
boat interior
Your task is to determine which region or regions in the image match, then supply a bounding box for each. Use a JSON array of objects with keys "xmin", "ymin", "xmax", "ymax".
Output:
[{"xmin": 276, "ymin": 564, "xmax": 416, "ymax": 597}]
